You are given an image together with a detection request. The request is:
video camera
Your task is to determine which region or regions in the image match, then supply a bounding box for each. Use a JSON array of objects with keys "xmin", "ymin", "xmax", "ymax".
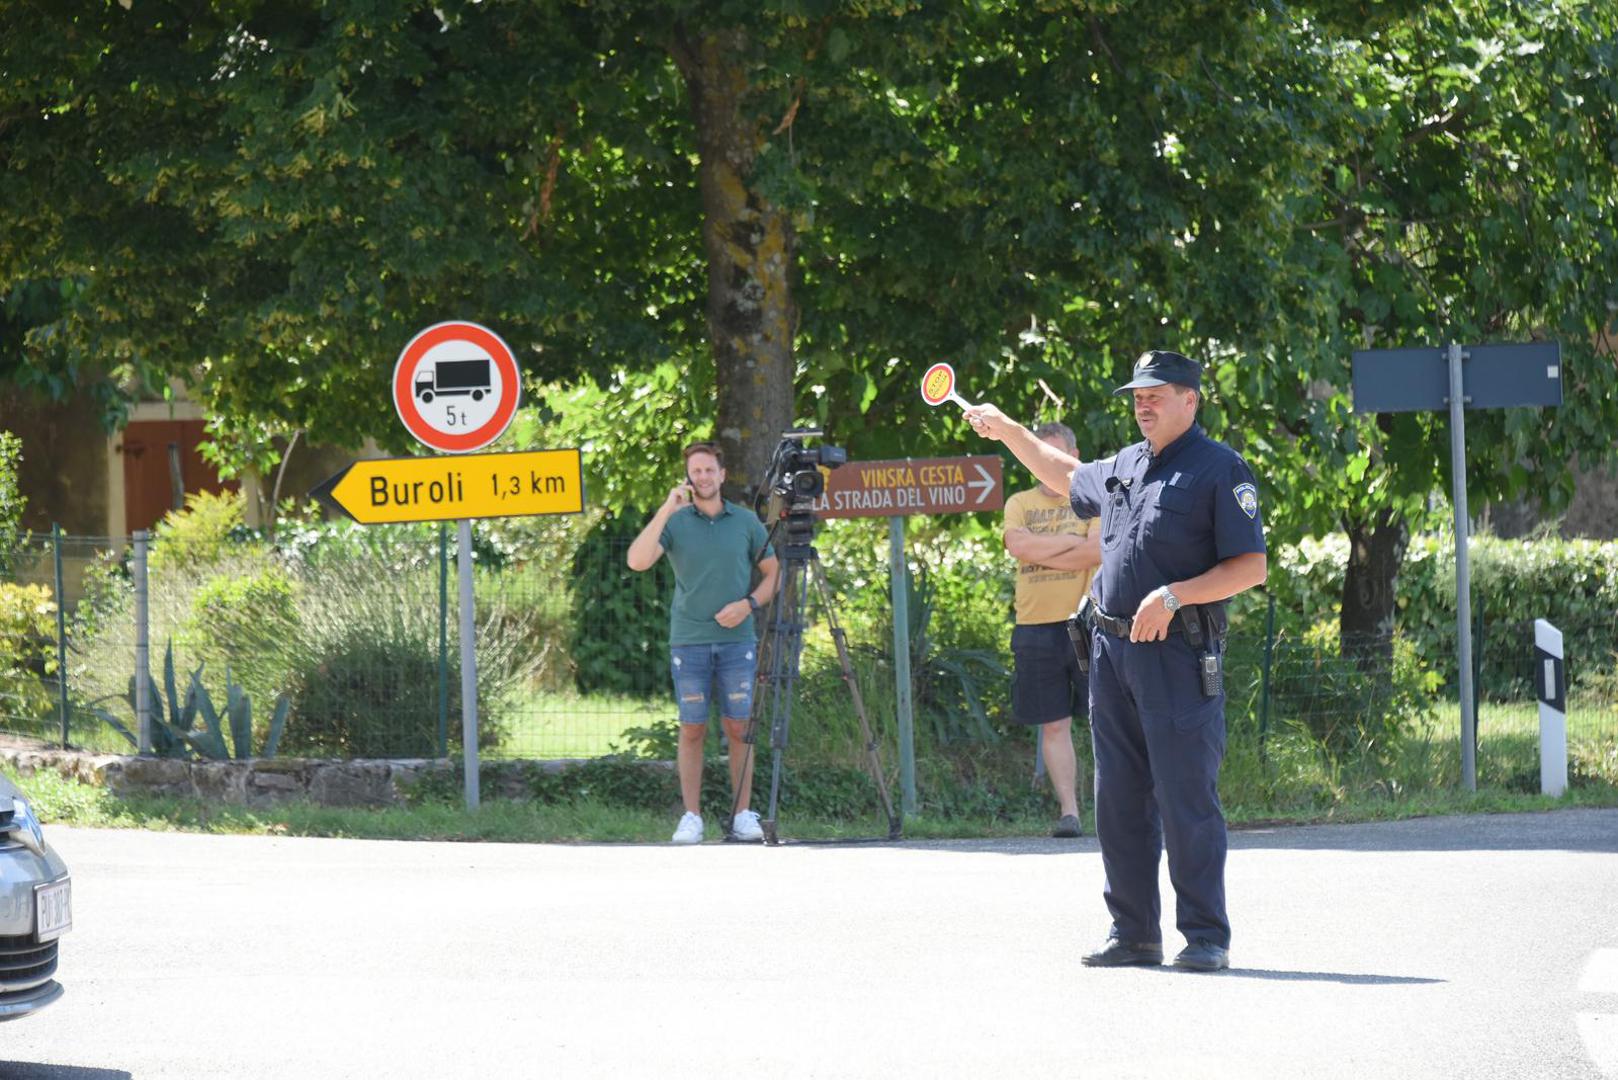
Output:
[{"xmin": 763, "ymin": 428, "xmax": 847, "ymax": 505}]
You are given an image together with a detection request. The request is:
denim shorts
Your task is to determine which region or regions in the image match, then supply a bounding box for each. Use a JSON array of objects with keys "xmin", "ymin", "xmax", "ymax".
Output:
[{"xmin": 670, "ymin": 641, "xmax": 758, "ymax": 723}]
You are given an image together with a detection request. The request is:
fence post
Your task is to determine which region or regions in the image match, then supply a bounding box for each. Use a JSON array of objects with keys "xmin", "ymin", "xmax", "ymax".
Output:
[
  {"xmin": 52, "ymin": 525, "xmax": 69, "ymax": 749},
  {"xmin": 133, "ymin": 529, "xmax": 152, "ymax": 754},
  {"xmin": 1533, "ymin": 619, "xmax": 1567, "ymax": 797},
  {"xmin": 1259, "ymin": 592, "xmax": 1275, "ymax": 762}
]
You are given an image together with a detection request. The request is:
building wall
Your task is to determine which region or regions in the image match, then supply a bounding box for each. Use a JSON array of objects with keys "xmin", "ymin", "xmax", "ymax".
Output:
[
  {"xmin": 1, "ymin": 388, "xmax": 111, "ymax": 536},
  {"xmin": 1561, "ymin": 465, "xmax": 1618, "ymax": 538}
]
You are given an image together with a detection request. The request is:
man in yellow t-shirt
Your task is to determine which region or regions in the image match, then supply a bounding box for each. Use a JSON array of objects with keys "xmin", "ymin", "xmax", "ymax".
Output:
[{"xmin": 1003, "ymin": 421, "xmax": 1101, "ymax": 838}]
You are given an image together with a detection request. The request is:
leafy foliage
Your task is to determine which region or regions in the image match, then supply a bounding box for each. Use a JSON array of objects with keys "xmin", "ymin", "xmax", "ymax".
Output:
[
  {"xmin": 187, "ymin": 563, "xmax": 302, "ymax": 717},
  {"xmin": 149, "ymin": 491, "xmax": 261, "ymax": 573},
  {"xmin": 282, "ymin": 634, "xmax": 449, "ymax": 760},
  {"xmin": 1263, "ymin": 621, "xmax": 1443, "ymax": 761},
  {"xmin": 69, "ymin": 503, "xmax": 538, "ymax": 759},
  {"xmin": 1259, "ymin": 533, "xmax": 1618, "ymax": 700},
  {"xmin": 568, "ymin": 509, "xmax": 671, "ymax": 696},
  {"xmin": 7, "ymin": 3, "xmax": 1615, "ymax": 529},
  {"xmin": 0, "ymin": 581, "xmax": 57, "ymax": 731},
  {"xmin": 903, "ymin": 561, "xmax": 1009, "ymax": 746},
  {"xmin": 0, "ymin": 431, "xmax": 24, "ymax": 580}
]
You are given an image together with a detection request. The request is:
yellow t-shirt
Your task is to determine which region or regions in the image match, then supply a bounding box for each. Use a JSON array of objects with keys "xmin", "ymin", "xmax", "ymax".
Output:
[{"xmin": 1004, "ymin": 486, "xmax": 1097, "ymax": 626}]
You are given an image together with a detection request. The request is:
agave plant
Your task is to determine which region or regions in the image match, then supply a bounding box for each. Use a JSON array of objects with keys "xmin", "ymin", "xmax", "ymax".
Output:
[{"xmin": 92, "ymin": 640, "xmax": 289, "ymax": 760}]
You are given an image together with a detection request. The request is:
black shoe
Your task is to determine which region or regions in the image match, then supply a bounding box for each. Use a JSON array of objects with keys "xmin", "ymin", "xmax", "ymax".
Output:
[
  {"xmin": 1172, "ymin": 939, "xmax": 1230, "ymax": 972},
  {"xmin": 1052, "ymin": 814, "xmax": 1083, "ymax": 838},
  {"xmin": 1081, "ymin": 937, "xmax": 1164, "ymax": 967}
]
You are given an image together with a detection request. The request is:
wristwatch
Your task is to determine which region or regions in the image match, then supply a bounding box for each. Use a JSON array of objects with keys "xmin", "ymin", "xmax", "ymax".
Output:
[
  {"xmin": 1160, "ymin": 586, "xmax": 1182, "ymax": 614},
  {"xmin": 746, "ymin": 595, "xmax": 762, "ymax": 614}
]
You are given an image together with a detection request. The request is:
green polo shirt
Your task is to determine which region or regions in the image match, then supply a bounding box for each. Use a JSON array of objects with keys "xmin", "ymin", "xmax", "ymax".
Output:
[{"xmin": 659, "ymin": 499, "xmax": 773, "ymax": 646}]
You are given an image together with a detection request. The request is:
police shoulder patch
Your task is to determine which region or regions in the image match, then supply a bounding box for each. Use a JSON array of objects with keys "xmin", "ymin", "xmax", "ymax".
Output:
[{"xmin": 1233, "ymin": 482, "xmax": 1259, "ymax": 520}]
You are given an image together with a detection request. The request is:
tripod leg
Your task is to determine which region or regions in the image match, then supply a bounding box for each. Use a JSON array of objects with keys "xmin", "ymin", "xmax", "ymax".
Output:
[
  {"xmin": 761, "ymin": 554, "xmax": 810, "ymax": 844},
  {"xmin": 808, "ymin": 559, "xmax": 903, "ymax": 839}
]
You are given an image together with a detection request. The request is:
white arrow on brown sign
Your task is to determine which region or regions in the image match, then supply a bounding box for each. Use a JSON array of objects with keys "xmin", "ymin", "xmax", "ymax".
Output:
[{"xmin": 811, "ymin": 455, "xmax": 1004, "ymax": 519}]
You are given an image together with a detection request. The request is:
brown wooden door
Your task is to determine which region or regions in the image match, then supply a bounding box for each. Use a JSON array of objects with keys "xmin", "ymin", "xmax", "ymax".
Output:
[{"xmin": 120, "ymin": 419, "xmax": 237, "ymax": 535}]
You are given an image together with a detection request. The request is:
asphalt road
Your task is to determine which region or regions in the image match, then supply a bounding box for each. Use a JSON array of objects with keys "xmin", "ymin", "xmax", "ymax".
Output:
[{"xmin": 4, "ymin": 810, "xmax": 1617, "ymax": 1079}]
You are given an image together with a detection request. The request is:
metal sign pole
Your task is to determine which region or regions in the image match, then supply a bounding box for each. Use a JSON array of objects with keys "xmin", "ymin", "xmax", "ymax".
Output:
[
  {"xmin": 1448, "ymin": 343, "xmax": 1477, "ymax": 791},
  {"xmin": 458, "ymin": 519, "xmax": 480, "ymax": 810},
  {"xmin": 888, "ymin": 516, "xmax": 916, "ymax": 814}
]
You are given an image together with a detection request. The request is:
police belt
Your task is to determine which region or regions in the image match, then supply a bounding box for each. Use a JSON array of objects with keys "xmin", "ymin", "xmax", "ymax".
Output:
[
  {"xmin": 1089, "ymin": 602, "xmax": 1221, "ymax": 649},
  {"xmin": 1092, "ymin": 607, "xmax": 1185, "ymax": 640}
]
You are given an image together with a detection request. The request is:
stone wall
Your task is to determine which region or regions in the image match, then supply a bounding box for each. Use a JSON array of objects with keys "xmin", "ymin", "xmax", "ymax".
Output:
[{"xmin": 0, "ymin": 747, "xmax": 602, "ymax": 808}]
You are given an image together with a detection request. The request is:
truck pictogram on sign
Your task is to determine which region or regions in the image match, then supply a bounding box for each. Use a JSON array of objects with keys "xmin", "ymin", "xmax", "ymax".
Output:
[{"xmin": 414, "ymin": 358, "xmax": 492, "ymax": 404}]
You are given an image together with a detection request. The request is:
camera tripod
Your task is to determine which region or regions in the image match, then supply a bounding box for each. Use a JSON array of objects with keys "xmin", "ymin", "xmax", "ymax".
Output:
[{"xmin": 734, "ymin": 510, "xmax": 903, "ymax": 844}]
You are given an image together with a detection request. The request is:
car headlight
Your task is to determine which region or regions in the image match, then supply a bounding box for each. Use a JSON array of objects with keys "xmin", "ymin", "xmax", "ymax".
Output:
[{"xmin": 7, "ymin": 797, "xmax": 45, "ymax": 856}]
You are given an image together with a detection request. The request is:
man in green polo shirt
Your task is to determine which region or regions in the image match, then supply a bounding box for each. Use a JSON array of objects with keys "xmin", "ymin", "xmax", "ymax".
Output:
[{"xmin": 627, "ymin": 441, "xmax": 779, "ymax": 844}]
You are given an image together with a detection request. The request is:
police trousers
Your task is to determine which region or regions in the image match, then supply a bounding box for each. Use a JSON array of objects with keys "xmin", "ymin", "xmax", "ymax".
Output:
[{"xmin": 1088, "ymin": 627, "xmax": 1230, "ymax": 948}]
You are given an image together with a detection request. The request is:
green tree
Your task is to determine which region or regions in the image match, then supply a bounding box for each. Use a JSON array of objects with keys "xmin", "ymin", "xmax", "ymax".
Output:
[
  {"xmin": 1228, "ymin": 1, "xmax": 1618, "ymax": 658},
  {"xmin": 3, "ymin": 0, "xmax": 1615, "ymax": 643}
]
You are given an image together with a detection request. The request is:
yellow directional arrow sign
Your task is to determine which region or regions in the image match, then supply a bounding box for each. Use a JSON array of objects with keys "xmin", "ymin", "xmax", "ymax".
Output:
[{"xmin": 311, "ymin": 449, "xmax": 584, "ymax": 524}]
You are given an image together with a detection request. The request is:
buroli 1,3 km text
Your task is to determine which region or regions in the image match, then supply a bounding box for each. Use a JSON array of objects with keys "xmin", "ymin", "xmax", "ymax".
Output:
[
  {"xmin": 312, "ymin": 449, "xmax": 585, "ymax": 525},
  {"xmin": 370, "ymin": 467, "xmax": 567, "ymax": 505}
]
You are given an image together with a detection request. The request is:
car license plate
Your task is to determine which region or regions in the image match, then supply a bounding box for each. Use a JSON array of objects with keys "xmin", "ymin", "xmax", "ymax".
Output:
[{"xmin": 34, "ymin": 879, "xmax": 70, "ymax": 942}]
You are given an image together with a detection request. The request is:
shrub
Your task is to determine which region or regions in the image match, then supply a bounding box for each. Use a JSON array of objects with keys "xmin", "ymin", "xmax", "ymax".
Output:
[
  {"xmin": 0, "ymin": 582, "xmax": 57, "ymax": 732},
  {"xmin": 569, "ymin": 508, "xmax": 671, "ymax": 696},
  {"xmin": 149, "ymin": 490, "xmax": 262, "ymax": 573},
  {"xmin": 1257, "ymin": 533, "xmax": 1618, "ymax": 700},
  {"xmin": 69, "ymin": 520, "xmax": 540, "ymax": 760},
  {"xmin": 72, "ymin": 548, "xmax": 132, "ymax": 641},
  {"xmin": 811, "ymin": 518, "xmax": 1015, "ymax": 751},
  {"xmin": 284, "ymin": 633, "xmax": 452, "ymax": 758},
  {"xmin": 473, "ymin": 560, "xmax": 573, "ymax": 693},
  {"xmin": 1264, "ymin": 620, "xmax": 1443, "ymax": 761},
  {"xmin": 0, "ymin": 431, "xmax": 24, "ymax": 581},
  {"xmin": 276, "ymin": 553, "xmax": 537, "ymax": 758},
  {"xmin": 525, "ymin": 756, "xmax": 677, "ymax": 809},
  {"xmin": 187, "ymin": 562, "xmax": 301, "ymax": 719}
]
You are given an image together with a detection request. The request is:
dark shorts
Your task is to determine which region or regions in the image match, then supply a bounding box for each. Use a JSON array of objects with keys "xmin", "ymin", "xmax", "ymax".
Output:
[{"xmin": 1011, "ymin": 621, "xmax": 1090, "ymax": 725}]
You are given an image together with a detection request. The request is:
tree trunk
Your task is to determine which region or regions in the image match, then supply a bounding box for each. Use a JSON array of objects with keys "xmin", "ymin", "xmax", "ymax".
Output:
[
  {"xmin": 672, "ymin": 30, "xmax": 797, "ymax": 501},
  {"xmin": 1339, "ymin": 508, "xmax": 1409, "ymax": 671}
]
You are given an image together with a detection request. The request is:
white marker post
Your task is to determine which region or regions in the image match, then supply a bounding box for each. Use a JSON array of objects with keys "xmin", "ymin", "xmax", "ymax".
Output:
[{"xmin": 1534, "ymin": 619, "xmax": 1567, "ymax": 798}]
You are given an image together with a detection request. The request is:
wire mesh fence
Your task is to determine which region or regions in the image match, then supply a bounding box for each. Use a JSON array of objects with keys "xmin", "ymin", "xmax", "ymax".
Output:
[{"xmin": 1, "ymin": 526, "xmax": 1615, "ymax": 797}]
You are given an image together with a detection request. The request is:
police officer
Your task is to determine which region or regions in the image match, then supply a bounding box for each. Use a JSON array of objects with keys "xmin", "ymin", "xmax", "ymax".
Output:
[{"xmin": 966, "ymin": 350, "xmax": 1267, "ymax": 972}]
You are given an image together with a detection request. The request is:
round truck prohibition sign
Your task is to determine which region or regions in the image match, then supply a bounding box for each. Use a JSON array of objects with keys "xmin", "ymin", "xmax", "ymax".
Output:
[{"xmin": 392, "ymin": 321, "xmax": 522, "ymax": 453}]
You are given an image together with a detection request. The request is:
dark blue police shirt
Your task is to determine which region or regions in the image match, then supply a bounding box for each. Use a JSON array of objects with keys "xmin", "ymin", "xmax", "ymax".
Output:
[{"xmin": 1069, "ymin": 423, "xmax": 1265, "ymax": 618}]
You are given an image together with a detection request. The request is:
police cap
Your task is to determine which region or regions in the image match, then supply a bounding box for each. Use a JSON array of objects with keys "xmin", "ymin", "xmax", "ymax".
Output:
[{"xmin": 1113, "ymin": 350, "xmax": 1202, "ymax": 395}]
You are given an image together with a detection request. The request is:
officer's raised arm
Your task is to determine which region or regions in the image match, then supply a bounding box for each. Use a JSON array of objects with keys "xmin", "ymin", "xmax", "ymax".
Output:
[{"xmin": 965, "ymin": 403, "xmax": 1077, "ymax": 495}]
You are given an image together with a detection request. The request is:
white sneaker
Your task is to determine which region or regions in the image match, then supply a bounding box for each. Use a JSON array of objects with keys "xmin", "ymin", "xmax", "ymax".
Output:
[
  {"xmin": 671, "ymin": 812, "xmax": 704, "ymax": 845},
  {"xmin": 730, "ymin": 809, "xmax": 764, "ymax": 842}
]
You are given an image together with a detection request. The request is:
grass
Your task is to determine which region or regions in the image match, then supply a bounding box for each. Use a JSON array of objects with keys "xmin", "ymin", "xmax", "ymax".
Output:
[
  {"xmin": 494, "ymin": 688, "xmax": 664, "ymax": 760},
  {"xmin": 6, "ymin": 680, "xmax": 1616, "ymax": 845},
  {"xmin": 6, "ymin": 756, "xmax": 1615, "ymax": 846}
]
